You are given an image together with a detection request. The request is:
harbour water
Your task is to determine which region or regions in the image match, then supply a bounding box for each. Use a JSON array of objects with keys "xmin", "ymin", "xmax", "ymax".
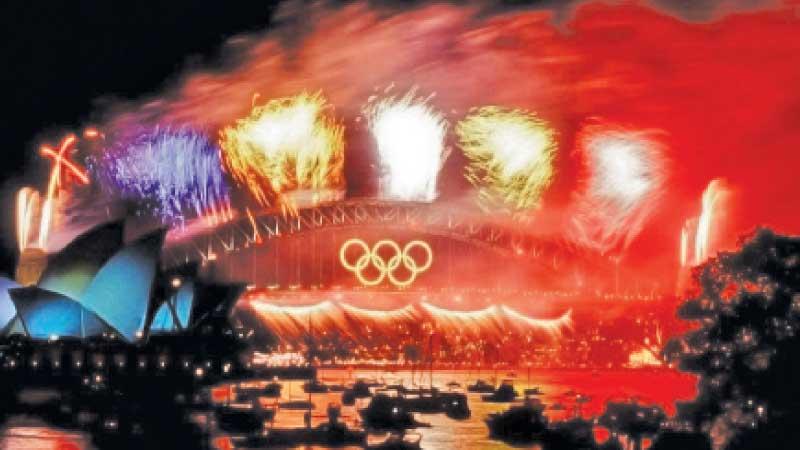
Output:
[{"xmin": 0, "ymin": 368, "xmax": 696, "ymax": 450}]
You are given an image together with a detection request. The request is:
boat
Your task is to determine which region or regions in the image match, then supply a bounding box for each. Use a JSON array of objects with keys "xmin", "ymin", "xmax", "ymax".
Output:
[
  {"xmin": 481, "ymin": 380, "xmax": 519, "ymax": 402},
  {"xmin": 233, "ymin": 423, "xmax": 366, "ymax": 447},
  {"xmin": 262, "ymin": 381, "xmax": 282, "ymax": 398},
  {"xmin": 399, "ymin": 388, "xmax": 470, "ymax": 420},
  {"xmin": 366, "ymin": 431, "xmax": 422, "ymax": 450},
  {"xmin": 342, "ymin": 379, "xmax": 374, "ymax": 405},
  {"xmin": 485, "ymin": 399, "xmax": 549, "ymax": 443},
  {"xmin": 279, "ymin": 400, "xmax": 315, "ymax": 410},
  {"xmin": 445, "ymin": 381, "xmax": 461, "ymax": 390},
  {"xmin": 359, "ymin": 394, "xmax": 429, "ymax": 430},
  {"xmin": 342, "ymin": 390, "xmax": 357, "ymax": 406},
  {"xmin": 524, "ymin": 387, "xmax": 544, "ymax": 396},
  {"xmin": 361, "ymin": 378, "xmax": 384, "ymax": 388},
  {"xmin": 351, "ymin": 379, "xmax": 374, "ymax": 397},
  {"xmin": 549, "ymin": 402, "xmax": 566, "ymax": 411},
  {"xmin": 303, "ymin": 379, "xmax": 329, "ymax": 393},
  {"xmin": 466, "ymin": 379, "xmax": 496, "ymax": 393},
  {"xmin": 236, "ymin": 380, "xmax": 282, "ymax": 399},
  {"xmin": 384, "ymin": 383, "xmax": 406, "ymax": 392},
  {"xmin": 215, "ymin": 401, "xmax": 275, "ymax": 434}
]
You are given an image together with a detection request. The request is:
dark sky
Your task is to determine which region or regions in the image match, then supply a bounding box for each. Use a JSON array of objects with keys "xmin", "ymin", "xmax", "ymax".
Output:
[
  {"xmin": 0, "ymin": 0, "xmax": 282, "ymax": 276},
  {"xmin": 0, "ymin": 0, "xmax": 796, "ymax": 285}
]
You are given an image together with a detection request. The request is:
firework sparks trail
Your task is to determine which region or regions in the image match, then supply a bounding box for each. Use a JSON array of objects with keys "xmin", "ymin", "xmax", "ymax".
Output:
[
  {"xmin": 569, "ymin": 124, "xmax": 667, "ymax": 254},
  {"xmin": 340, "ymin": 302, "xmax": 417, "ymax": 322},
  {"xmin": 242, "ymin": 295, "xmax": 571, "ymax": 343},
  {"xmin": 456, "ymin": 106, "xmax": 557, "ymax": 212},
  {"xmin": 219, "ymin": 92, "xmax": 345, "ymax": 212},
  {"xmin": 364, "ymin": 89, "xmax": 449, "ymax": 202},
  {"xmin": 37, "ymin": 134, "xmax": 90, "ymax": 249},
  {"xmin": 680, "ymin": 223, "xmax": 690, "ymax": 267},
  {"xmin": 420, "ymin": 302, "xmax": 503, "ymax": 337},
  {"xmin": 694, "ymin": 178, "xmax": 726, "ymax": 264},
  {"xmin": 500, "ymin": 305, "xmax": 572, "ymax": 338},
  {"xmin": 245, "ymin": 300, "xmax": 344, "ymax": 338},
  {"xmin": 90, "ymin": 127, "xmax": 231, "ymax": 226},
  {"xmin": 16, "ymin": 188, "xmax": 41, "ymax": 251}
]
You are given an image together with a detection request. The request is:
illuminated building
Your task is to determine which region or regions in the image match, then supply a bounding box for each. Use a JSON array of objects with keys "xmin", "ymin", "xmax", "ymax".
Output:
[{"xmin": 2, "ymin": 221, "xmax": 243, "ymax": 343}]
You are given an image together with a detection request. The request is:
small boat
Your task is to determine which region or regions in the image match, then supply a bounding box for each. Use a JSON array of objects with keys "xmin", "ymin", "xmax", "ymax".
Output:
[
  {"xmin": 367, "ymin": 431, "xmax": 422, "ymax": 450},
  {"xmin": 399, "ymin": 389, "xmax": 470, "ymax": 420},
  {"xmin": 481, "ymin": 380, "xmax": 519, "ymax": 403},
  {"xmin": 279, "ymin": 400, "xmax": 315, "ymax": 410},
  {"xmin": 236, "ymin": 381, "xmax": 282, "ymax": 399},
  {"xmin": 440, "ymin": 392, "xmax": 471, "ymax": 420},
  {"xmin": 303, "ymin": 379, "xmax": 329, "ymax": 393},
  {"xmin": 352, "ymin": 379, "xmax": 374, "ymax": 397},
  {"xmin": 445, "ymin": 381, "xmax": 461, "ymax": 390},
  {"xmin": 262, "ymin": 381, "xmax": 282, "ymax": 398},
  {"xmin": 549, "ymin": 402, "xmax": 566, "ymax": 411},
  {"xmin": 362, "ymin": 378, "xmax": 384, "ymax": 388},
  {"xmin": 486, "ymin": 399, "xmax": 549, "ymax": 443},
  {"xmin": 359, "ymin": 394, "xmax": 429, "ymax": 430},
  {"xmin": 215, "ymin": 402, "xmax": 274, "ymax": 434},
  {"xmin": 524, "ymin": 387, "xmax": 543, "ymax": 396},
  {"xmin": 342, "ymin": 390, "xmax": 356, "ymax": 406},
  {"xmin": 233, "ymin": 423, "xmax": 366, "ymax": 447},
  {"xmin": 466, "ymin": 379, "xmax": 496, "ymax": 393}
]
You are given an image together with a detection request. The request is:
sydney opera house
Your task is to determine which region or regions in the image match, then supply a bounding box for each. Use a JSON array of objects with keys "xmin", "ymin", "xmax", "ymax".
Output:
[{"xmin": 1, "ymin": 221, "xmax": 242, "ymax": 343}]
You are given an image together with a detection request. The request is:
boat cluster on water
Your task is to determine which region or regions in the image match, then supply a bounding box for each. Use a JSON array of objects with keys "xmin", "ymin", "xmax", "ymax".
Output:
[{"xmin": 207, "ymin": 374, "xmax": 595, "ymax": 449}]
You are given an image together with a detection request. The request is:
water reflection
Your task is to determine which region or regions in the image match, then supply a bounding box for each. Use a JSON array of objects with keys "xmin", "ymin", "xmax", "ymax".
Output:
[
  {"xmin": 0, "ymin": 416, "xmax": 95, "ymax": 450},
  {"xmin": 0, "ymin": 369, "xmax": 694, "ymax": 450}
]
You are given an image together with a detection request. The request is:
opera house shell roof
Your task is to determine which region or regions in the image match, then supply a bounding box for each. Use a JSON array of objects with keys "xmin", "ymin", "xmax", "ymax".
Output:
[{"xmin": 0, "ymin": 221, "xmax": 239, "ymax": 342}]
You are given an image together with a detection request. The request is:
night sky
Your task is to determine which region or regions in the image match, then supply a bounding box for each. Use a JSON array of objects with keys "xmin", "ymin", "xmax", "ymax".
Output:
[
  {"xmin": 0, "ymin": 0, "xmax": 281, "ymax": 275},
  {"xmin": 1, "ymin": 0, "xmax": 799, "ymax": 286}
]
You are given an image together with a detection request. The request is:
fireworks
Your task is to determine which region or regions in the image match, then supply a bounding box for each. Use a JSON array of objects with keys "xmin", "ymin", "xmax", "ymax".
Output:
[
  {"xmin": 679, "ymin": 179, "xmax": 728, "ymax": 267},
  {"xmin": 245, "ymin": 300, "xmax": 343, "ymax": 337},
  {"xmin": 37, "ymin": 134, "xmax": 91, "ymax": 250},
  {"xmin": 364, "ymin": 89, "xmax": 449, "ymax": 202},
  {"xmin": 16, "ymin": 188, "xmax": 40, "ymax": 252},
  {"xmin": 340, "ymin": 302, "xmax": 417, "ymax": 323},
  {"xmin": 241, "ymin": 293, "xmax": 571, "ymax": 343},
  {"xmin": 90, "ymin": 127, "xmax": 231, "ymax": 226},
  {"xmin": 457, "ymin": 106, "xmax": 557, "ymax": 212},
  {"xmin": 695, "ymin": 179, "xmax": 725, "ymax": 264},
  {"xmin": 569, "ymin": 124, "xmax": 667, "ymax": 254},
  {"xmin": 420, "ymin": 302, "xmax": 503, "ymax": 337},
  {"xmin": 680, "ymin": 223, "xmax": 690, "ymax": 267},
  {"xmin": 219, "ymin": 92, "xmax": 345, "ymax": 212},
  {"xmin": 500, "ymin": 305, "xmax": 572, "ymax": 337}
]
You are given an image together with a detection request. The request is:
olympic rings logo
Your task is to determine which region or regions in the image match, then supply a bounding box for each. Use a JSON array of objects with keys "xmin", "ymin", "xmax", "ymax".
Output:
[{"xmin": 339, "ymin": 239, "xmax": 433, "ymax": 288}]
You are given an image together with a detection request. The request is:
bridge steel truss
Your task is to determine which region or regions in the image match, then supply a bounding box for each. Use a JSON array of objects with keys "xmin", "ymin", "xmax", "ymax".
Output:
[{"xmin": 163, "ymin": 200, "xmax": 585, "ymax": 271}]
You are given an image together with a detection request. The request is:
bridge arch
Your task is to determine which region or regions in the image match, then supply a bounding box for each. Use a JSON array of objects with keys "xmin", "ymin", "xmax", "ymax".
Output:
[{"xmin": 164, "ymin": 200, "xmax": 580, "ymax": 272}]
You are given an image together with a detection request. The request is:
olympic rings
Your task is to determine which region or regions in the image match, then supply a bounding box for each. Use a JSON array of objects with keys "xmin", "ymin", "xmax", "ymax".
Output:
[{"xmin": 339, "ymin": 238, "xmax": 433, "ymax": 288}]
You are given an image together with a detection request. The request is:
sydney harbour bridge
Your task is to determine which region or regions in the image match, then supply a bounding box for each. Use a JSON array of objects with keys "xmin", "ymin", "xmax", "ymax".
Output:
[{"xmin": 163, "ymin": 200, "xmax": 601, "ymax": 291}]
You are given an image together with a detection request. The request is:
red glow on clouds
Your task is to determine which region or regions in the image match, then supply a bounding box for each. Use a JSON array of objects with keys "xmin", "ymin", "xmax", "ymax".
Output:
[{"xmin": 105, "ymin": 1, "xmax": 800, "ymax": 286}]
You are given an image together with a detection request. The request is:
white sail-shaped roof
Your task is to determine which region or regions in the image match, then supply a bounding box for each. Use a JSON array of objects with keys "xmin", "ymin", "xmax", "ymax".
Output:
[
  {"xmin": 78, "ymin": 230, "xmax": 164, "ymax": 342},
  {"xmin": 0, "ymin": 277, "xmax": 20, "ymax": 330},
  {"xmin": 38, "ymin": 222, "xmax": 124, "ymax": 300}
]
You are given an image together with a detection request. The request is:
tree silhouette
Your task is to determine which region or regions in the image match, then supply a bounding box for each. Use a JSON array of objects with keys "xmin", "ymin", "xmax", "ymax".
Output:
[
  {"xmin": 665, "ymin": 229, "xmax": 800, "ymax": 449},
  {"xmin": 598, "ymin": 401, "xmax": 666, "ymax": 450}
]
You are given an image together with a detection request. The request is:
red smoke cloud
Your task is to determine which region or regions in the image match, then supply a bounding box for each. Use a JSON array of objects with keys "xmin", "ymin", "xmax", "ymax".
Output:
[{"xmin": 108, "ymin": 1, "xmax": 800, "ymax": 286}]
